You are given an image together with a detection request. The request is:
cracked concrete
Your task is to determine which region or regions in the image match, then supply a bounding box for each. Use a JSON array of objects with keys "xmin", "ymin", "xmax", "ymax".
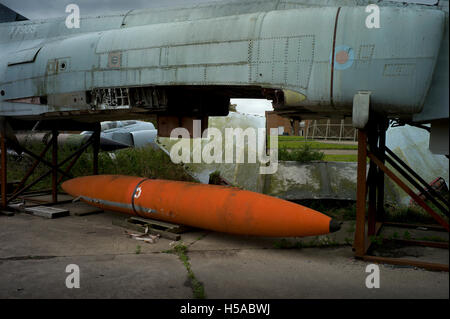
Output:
[{"xmin": 0, "ymin": 210, "xmax": 448, "ymax": 299}]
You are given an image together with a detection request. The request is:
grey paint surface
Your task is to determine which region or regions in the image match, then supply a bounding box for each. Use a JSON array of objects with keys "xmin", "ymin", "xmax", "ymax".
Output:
[
  {"xmin": 80, "ymin": 120, "xmax": 158, "ymax": 148},
  {"xmin": 0, "ymin": 0, "xmax": 447, "ymax": 120},
  {"xmin": 413, "ymin": 1, "xmax": 449, "ymax": 122}
]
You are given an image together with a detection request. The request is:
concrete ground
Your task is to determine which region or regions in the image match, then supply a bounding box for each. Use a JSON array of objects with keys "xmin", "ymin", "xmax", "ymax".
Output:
[{"xmin": 0, "ymin": 206, "xmax": 448, "ymax": 299}]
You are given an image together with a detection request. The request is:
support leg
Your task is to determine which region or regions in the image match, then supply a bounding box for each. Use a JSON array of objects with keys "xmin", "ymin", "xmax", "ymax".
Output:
[
  {"xmin": 1, "ymin": 119, "xmax": 7, "ymax": 210},
  {"xmin": 51, "ymin": 129, "xmax": 58, "ymax": 203},
  {"xmin": 354, "ymin": 129, "xmax": 367, "ymax": 257},
  {"xmin": 92, "ymin": 123, "xmax": 100, "ymax": 175},
  {"xmin": 376, "ymin": 119, "xmax": 387, "ymax": 222},
  {"xmin": 367, "ymin": 122, "xmax": 378, "ymax": 237}
]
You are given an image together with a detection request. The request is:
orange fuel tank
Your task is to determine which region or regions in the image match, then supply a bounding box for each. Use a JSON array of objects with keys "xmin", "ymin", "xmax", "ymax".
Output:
[{"xmin": 62, "ymin": 175, "xmax": 341, "ymax": 237}]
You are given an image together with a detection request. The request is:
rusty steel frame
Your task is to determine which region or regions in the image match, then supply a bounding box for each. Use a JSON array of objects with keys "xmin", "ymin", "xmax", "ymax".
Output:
[
  {"xmin": 1, "ymin": 118, "xmax": 7, "ymax": 211},
  {"xmin": 385, "ymin": 147, "xmax": 449, "ymax": 215},
  {"xmin": 0, "ymin": 119, "xmax": 101, "ymax": 210},
  {"xmin": 354, "ymin": 120, "xmax": 449, "ymax": 272}
]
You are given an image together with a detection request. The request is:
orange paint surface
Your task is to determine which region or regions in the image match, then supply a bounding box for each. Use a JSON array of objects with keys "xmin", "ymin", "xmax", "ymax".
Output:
[{"xmin": 62, "ymin": 175, "xmax": 335, "ymax": 237}]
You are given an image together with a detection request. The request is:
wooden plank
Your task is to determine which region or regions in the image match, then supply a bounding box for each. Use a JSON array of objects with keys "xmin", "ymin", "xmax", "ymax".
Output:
[
  {"xmin": 112, "ymin": 218, "xmax": 181, "ymax": 241},
  {"xmin": 130, "ymin": 216, "xmax": 178, "ymax": 229},
  {"xmin": 129, "ymin": 216, "xmax": 191, "ymax": 234},
  {"xmin": 25, "ymin": 206, "xmax": 69, "ymax": 219},
  {"xmin": 0, "ymin": 210, "xmax": 14, "ymax": 216}
]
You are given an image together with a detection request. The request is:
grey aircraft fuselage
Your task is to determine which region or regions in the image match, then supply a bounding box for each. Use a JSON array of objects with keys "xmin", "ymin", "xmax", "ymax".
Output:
[
  {"xmin": 13, "ymin": 120, "xmax": 158, "ymax": 152},
  {"xmin": 0, "ymin": 0, "xmax": 448, "ymax": 152}
]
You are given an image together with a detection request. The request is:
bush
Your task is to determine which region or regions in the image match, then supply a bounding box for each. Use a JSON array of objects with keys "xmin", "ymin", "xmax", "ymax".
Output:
[
  {"xmin": 278, "ymin": 145, "xmax": 324, "ymax": 162},
  {"xmin": 7, "ymin": 144, "xmax": 196, "ymax": 192}
]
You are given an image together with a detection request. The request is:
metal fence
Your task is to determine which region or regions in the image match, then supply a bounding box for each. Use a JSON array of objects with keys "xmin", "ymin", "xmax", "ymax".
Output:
[{"xmin": 305, "ymin": 119, "xmax": 358, "ymax": 141}]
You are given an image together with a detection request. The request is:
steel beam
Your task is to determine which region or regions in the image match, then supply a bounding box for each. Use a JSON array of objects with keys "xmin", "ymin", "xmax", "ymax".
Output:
[
  {"xmin": 353, "ymin": 121, "xmax": 448, "ymax": 272},
  {"xmin": 92, "ymin": 123, "xmax": 100, "ymax": 175},
  {"xmin": 367, "ymin": 151, "xmax": 449, "ymax": 231},
  {"xmin": 362, "ymin": 255, "xmax": 449, "ymax": 272},
  {"xmin": 51, "ymin": 129, "xmax": 58, "ymax": 203},
  {"xmin": 376, "ymin": 119, "xmax": 387, "ymax": 222},
  {"xmin": 354, "ymin": 129, "xmax": 367, "ymax": 257},
  {"xmin": 1, "ymin": 118, "xmax": 7, "ymax": 210}
]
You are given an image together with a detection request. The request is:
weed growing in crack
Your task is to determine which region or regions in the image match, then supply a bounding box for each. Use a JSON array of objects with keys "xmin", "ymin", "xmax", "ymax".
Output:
[{"xmin": 164, "ymin": 242, "xmax": 205, "ymax": 299}]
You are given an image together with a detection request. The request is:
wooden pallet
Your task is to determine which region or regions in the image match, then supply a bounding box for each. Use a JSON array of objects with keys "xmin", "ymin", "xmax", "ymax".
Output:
[
  {"xmin": 128, "ymin": 217, "xmax": 192, "ymax": 234},
  {"xmin": 112, "ymin": 217, "xmax": 192, "ymax": 241}
]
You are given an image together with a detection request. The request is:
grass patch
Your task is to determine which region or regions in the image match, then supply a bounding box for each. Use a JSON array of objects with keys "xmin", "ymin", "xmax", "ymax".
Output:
[
  {"xmin": 165, "ymin": 243, "xmax": 205, "ymax": 299},
  {"xmin": 323, "ymin": 154, "xmax": 358, "ymax": 162},
  {"xmin": 278, "ymin": 141, "xmax": 358, "ymax": 150},
  {"xmin": 273, "ymin": 236, "xmax": 341, "ymax": 249},
  {"xmin": 273, "ymin": 238, "xmax": 304, "ymax": 249},
  {"xmin": 269, "ymin": 137, "xmax": 357, "ymax": 150},
  {"xmin": 416, "ymin": 236, "xmax": 448, "ymax": 242},
  {"xmin": 296, "ymin": 199, "xmax": 357, "ymax": 221},
  {"xmin": 277, "ymin": 136, "xmax": 307, "ymax": 142},
  {"xmin": 384, "ymin": 203, "xmax": 447, "ymax": 224},
  {"xmin": 295, "ymin": 198, "xmax": 446, "ymax": 225},
  {"xmin": 278, "ymin": 145, "xmax": 325, "ymax": 162}
]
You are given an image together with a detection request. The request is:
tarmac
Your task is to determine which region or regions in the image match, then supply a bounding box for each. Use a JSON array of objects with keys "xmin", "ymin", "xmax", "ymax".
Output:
[{"xmin": 0, "ymin": 202, "xmax": 448, "ymax": 299}]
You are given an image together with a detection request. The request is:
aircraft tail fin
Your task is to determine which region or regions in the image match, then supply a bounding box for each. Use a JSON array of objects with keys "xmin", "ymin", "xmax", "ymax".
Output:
[{"xmin": 0, "ymin": 3, "xmax": 28, "ymax": 23}]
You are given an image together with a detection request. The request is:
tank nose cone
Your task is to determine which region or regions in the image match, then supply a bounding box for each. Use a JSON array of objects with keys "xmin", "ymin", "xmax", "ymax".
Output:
[{"xmin": 329, "ymin": 219, "xmax": 342, "ymax": 233}]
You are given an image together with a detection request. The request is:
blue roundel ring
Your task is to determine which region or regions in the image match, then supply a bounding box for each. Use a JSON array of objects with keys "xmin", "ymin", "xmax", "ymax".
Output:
[{"xmin": 330, "ymin": 45, "xmax": 355, "ymax": 70}]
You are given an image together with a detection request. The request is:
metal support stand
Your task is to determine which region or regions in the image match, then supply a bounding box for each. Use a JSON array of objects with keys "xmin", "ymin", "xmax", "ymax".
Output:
[
  {"xmin": 51, "ymin": 129, "xmax": 58, "ymax": 203},
  {"xmin": 354, "ymin": 117, "xmax": 449, "ymax": 272},
  {"xmin": 1, "ymin": 118, "xmax": 7, "ymax": 211},
  {"xmin": 1, "ymin": 118, "xmax": 102, "ymax": 210},
  {"xmin": 92, "ymin": 123, "xmax": 100, "ymax": 175}
]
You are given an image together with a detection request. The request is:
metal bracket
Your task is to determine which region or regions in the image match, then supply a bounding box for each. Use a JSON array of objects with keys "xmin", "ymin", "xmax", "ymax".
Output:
[{"xmin": 352, "ymin": 91, "xmax": 371, "ymax": 129}]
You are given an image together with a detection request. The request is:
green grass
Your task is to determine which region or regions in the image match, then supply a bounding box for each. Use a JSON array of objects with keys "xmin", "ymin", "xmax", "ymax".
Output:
[
  {"xmin": 297, "ymin": 199, "xmax": 357, "ymax": 221},
  {"xmin": 7, "ymin": 143, "xmax": 196, "ymax": 192},
  {"xmin": 384, "ymin": 203, "xmax": 447, "ymax": 224},
  {"xmin": 273, "ymin": 236, "xmax": 341, "ymax": 249},
  {"xmin": 297, "ymin": 198, "xmax": 448, "ymax": 227},
  {"xmin": 278, "ymin": 141, "xmax": 358, "ymax": 150},
  {"xmin": 416, "ymin": 236, "xmax": 448, "ymax": 242},
  {"xmin": 269, "ymin": 137, "xmax": 358, "ymax": 150},
  {"xmin": 165, "ymin": 243, "xmax": 206, "ymax": 299},
  {"xmin": 278, "ymin": 145, "xmax": 325, "ymax": 162},
  {"xmin": 323, "ymin": 154, "xmax": 358, "ymax": 162},
  {"xmin": 277, "ymin": 136, "xmax": 307, "ymax": 142}
]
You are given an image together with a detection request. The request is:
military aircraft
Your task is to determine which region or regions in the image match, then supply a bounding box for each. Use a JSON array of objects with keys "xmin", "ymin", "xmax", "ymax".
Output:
[
  {"xmin": 0, "ymin": 0, "xmax": 447, "ymax": 155},
  {"xmin": 12, "ymin": 120, "xmax": 158, "ymax": 152},
  {"xmin": 81, "ymin": 120, "xmax": 158, "ymax": 149}
]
